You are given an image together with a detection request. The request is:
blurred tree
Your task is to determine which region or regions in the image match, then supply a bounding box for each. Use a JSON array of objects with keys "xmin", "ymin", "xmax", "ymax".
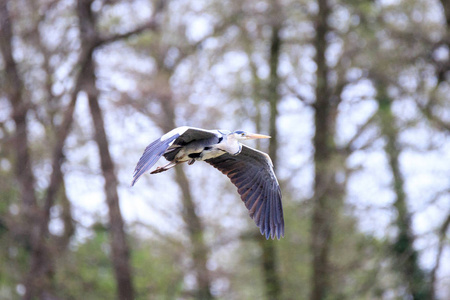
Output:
[
  {"xmin": 76, "ymin": 0, "xmax": 136, "ymax": 295},
  {"xmin": 75, "ymin": 0, "xmax": 165, "ymax": 297},
  {"xmin": 420, "ymin": 0, "xmax": 450, "ymax": 131},
  {"xmin": 435, "ymin": 0, "xmax": 450, "ymax": 86},
  {"xmin": 376, "ymin": 83, "xmax": 432, "ymax": 300},
  {"xmin": 0, "ymin": 1, "xmax": 57, "ymax": 297},
  {"xmin": 309, "ymin": 0, "xmax": 338, "ymax": 299},
  {"xmin": 0, "ymin": 0, "xmax": 449, "ymax": 299},
  {"xmin": 0, "ymin": 0, "xmax": 162, "ymax": 298},
  {"xmin": 208, "ymin": 0, "xmax": 416, "ymax": 298},
  {"xmin": 120, "ymin": 12, "xmax": 217, "ymax": 296},
  {"xmin": 258, "ymin": 1, "xmax": 283, "ymax": 299},
  {"xmin": 76, "ymin": 0, "xmax": 164, "ymax": 298},
  {"xmin": 155, "ymin": 93, "xmax": 215, "ymax": 299},
  {"xmin": 352, "ymin": 0, "xmax": 450, "ymax": 297},
  {"xmin": 52, "ymin": 223, "xmax": 186, "ymax": 299}
]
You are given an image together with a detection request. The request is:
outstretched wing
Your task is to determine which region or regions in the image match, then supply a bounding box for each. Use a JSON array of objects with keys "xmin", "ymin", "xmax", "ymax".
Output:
[
  {"xmin": 205, "ymin": 145, "xmax": 284, "ymax": 239},
  {"xmin": 131, "ymin": 133, "xmax": 180, "ymax": 186},
  {"xmin": 131, "ymin": 126, "xmax": 220, "ymax": 186}
]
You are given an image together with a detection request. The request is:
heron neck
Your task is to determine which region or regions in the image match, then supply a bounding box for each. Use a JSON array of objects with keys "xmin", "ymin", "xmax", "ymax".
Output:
[{"xmin": 218, "ymin": 134, "xmax": 242, "ymax": 155}]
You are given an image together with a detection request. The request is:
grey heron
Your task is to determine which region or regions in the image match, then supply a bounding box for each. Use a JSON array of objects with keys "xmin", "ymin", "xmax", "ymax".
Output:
[{"xmin": 131, "ymin": 126, "xmax": 284, "ymax": 239}]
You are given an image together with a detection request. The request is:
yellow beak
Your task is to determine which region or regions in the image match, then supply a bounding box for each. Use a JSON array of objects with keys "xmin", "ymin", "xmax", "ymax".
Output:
[{"xmin": 246, "ymin": 133, "xmax": 271, "ymax": 139}]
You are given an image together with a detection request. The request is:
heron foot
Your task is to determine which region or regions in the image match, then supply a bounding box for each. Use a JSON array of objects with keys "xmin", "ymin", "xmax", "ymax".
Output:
[
  {"xmin": 150, "ymin": 167, "xmax": 168, "ymax": 174},
  {"xmin": 150, "ymin": 161, "xmax": 179, "ymax": 174}
]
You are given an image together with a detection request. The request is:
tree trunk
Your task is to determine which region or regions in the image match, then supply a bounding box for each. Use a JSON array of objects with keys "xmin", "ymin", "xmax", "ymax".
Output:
[
  {"xmin": 159, "ymin": 98, "xmax": 214, "ymax": 299},
  {"xmin": 430, "ymin": 214, "xmax": 450, "ymax": 300},
  {"xmin": 439, "ymin": 0, "xmax": 450, "ymax": 27},
  {"xmin": 0, "ymin": 2, "xmax": 54, "ymax": 298},
  {"xmin": 310, "ymin": 0, "xmax": 335, "ymax": 299},
  {"xmin": 83, "ymin": 60, "xmax": 135, "ymax": 300},
  {"xmin": 258, "ymin": 14, "xmax": 283, "ymax": 300},
  {"xmin": 77, "ymin": 1, "xmax": 135, "ymax": 299},
  {"xmin": 376, "ymin": 84, "xmax": 432, "ymax": 300}
]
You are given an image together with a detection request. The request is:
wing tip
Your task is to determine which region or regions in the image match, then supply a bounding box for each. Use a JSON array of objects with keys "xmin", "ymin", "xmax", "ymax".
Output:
[
  {"xmin": 131, "ymin": 168, "xmax": 144, "ymax": 187},
  {"xmin": 259, "ymin": 221, "xmax": 284, "ymax": 240},
  {"xmin": 130, "ymin": 174, "xmax": 139, "ymax": 187}
]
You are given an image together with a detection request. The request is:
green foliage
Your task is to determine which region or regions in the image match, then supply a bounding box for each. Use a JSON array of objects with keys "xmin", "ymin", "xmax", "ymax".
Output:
[
  {"xmin": 50, "ymin": 224, "xmax": 185, "ymax": 299},
  {"xmin": 275, "ymin": 198, "xmax": 311, "ymax": 299},
  {"xmin": 131, "ymin": 238, "xmax": 185, "ymax": 299},
  {"xmin": 54, "ymin": 224, "xmax": 116, "ymax": 300},
  {"xmin": 0, "ymin": 172, "xmax": 27, "ymax": 299},
  {"xmin": 224, "ymin": 194, "xmax": 393, "ymax": 300}
]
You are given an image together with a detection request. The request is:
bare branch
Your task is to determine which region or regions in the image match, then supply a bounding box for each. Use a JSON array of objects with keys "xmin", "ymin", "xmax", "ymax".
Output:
[
  {"xmin": 96, "ymin": 0, "xmax": 166, "ymax": 47},
  {"xmin": 97, "ymin": 20, "xmax": 159, "ymax": 46},
  {"xmin": 285, "ymin": 84, "xmax": 315, "ymax": 106},
  {"xmin": 339, "ymin": 110, "xmax": 379, "ymax": 155}
]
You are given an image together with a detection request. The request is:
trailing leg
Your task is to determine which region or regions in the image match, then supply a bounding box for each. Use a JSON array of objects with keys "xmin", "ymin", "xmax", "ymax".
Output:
[{"xmin": 151, "ymin": 161, "xmax": 180, "ymax": 174}]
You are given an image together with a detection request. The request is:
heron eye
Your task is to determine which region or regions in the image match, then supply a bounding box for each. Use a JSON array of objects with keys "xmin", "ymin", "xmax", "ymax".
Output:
[{"xmin": 241, "ymin": 133, "xmax": 245, "ymax": 136}]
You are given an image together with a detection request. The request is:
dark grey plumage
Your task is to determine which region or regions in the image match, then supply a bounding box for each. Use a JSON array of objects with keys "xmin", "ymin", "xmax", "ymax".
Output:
[
  {"xmin": 131, "ymin": 133, "xmax": 181, "ymax": 186},
  {"xmin": 206, "ymin": 145, "xmax": 284, "ymax": 239}
]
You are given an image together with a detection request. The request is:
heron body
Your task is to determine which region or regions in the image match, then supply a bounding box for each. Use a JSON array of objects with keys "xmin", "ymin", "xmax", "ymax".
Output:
[{"xmin": 132, "ymin": 126, "xmax": 284, "ymax": 239}]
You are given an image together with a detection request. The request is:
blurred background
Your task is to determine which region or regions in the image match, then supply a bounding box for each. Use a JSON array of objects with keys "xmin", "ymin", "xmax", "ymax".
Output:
[{"xmin": 0, "ymin": 0, "xmax": 449, "ymax": 299}]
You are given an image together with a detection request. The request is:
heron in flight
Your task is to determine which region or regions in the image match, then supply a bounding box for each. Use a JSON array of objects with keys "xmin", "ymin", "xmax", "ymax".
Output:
[{"xmin": 131, "ymin": 126, "xmax": 284, "ymax": 239}]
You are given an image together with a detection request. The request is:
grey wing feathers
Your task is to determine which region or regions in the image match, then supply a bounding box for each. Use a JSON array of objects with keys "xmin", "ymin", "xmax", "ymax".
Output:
[
  {"xmin": 174, "ymin": 128, "xmax": 220, "ymax": 144},
  {"xmin": 131, "ymin": 127, "xmax": 220, "ymax": 186},
  {"xmin": 131, "ymin": 133, "xmax": 180, "ymax": 186},
  {"xmin": 206, "ymin": 145, "xmax": 284, "ymax": 239}
]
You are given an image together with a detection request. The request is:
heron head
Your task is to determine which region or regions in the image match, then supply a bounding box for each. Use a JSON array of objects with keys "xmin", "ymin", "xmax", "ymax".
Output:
[{"xmin": 232, "ymin": 130, "xmax": 271, "ymax": 140}]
